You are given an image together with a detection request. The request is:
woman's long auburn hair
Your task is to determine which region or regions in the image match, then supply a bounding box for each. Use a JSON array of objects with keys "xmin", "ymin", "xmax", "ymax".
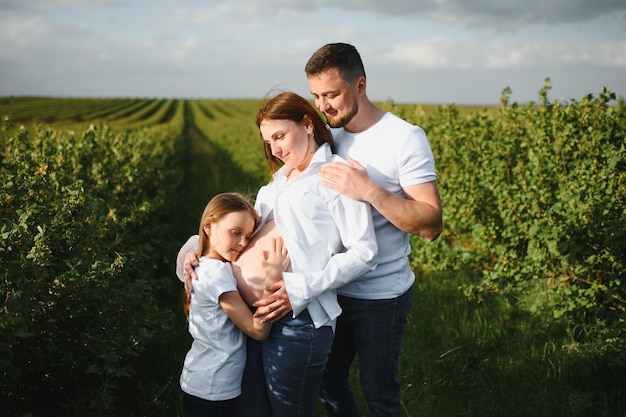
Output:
[{"xmin": 256, "ymin": 91, "xmax": 335, "ymax": 174}]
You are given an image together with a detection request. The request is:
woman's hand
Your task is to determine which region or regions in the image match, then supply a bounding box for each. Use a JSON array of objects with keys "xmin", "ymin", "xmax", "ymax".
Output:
[
  {"xmin": 254, "ymin": 282, "xmax": 292, "ymax": 323},
  {"xmin": 254, "ymin": 237, "xmax": 292, "ymax": 322},
  {"xmin": 263, "ymin": 237, "xmax": 290, "ymax": 282}
]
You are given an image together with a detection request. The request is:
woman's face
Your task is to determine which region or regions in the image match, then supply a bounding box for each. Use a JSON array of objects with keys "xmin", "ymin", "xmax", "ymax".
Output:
[{"xmin": 260, "ymin": 119, "xmax": 316, "ymax": 174}]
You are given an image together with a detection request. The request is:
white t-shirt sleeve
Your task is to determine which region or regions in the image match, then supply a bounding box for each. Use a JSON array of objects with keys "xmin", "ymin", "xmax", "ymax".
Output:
[
  {"xmin": 194, "ymin": 260, "xmax": 238, "ymax": 302},
  {"xmin": 398, "ymin": 126, "xmax": 437, "ymax": 187}
]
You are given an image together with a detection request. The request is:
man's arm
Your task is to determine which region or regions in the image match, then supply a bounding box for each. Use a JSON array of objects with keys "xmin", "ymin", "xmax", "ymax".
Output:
[
  {"xmin": 319, "ymin": 157, "xmax": 442, "ymax": 241},
  {"xmin": 369, "ymin": 180, "xmax": 442, "ymax": 241}
]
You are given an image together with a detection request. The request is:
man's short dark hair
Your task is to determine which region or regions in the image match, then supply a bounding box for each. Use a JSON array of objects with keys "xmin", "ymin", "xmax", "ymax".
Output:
[{"xmin": 305, "ymin": 43, "xmax": 366, "ymax": 85}]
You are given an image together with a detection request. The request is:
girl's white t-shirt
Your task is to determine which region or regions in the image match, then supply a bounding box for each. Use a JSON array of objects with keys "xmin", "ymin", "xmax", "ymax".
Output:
[{"xmin": 180, "ymin": 257, "xmax": 245, "ymax": 401}]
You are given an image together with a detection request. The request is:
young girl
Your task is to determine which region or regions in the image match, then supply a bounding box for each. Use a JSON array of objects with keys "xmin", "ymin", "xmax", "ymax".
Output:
[{"xmin": 180, "ymin": 192, "xmax": 288, "ymax": 417}]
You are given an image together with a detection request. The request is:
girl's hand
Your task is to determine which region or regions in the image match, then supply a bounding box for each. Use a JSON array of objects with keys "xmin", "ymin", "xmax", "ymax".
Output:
[{"xmin": 183, "ymin": 250, "xmax": 200, "ymax": 297}]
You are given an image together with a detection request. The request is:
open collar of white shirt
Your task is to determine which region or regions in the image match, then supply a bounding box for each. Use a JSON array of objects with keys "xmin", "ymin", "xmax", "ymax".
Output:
[{"xmin": 272, "ymin": 142, "xmax": 332, "ymax": 185}]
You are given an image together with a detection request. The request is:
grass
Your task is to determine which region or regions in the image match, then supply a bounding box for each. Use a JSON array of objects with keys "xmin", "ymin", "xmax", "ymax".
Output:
[{"xmin": 330, "ymin": 271, "xmax": 625, "ymax": 417}]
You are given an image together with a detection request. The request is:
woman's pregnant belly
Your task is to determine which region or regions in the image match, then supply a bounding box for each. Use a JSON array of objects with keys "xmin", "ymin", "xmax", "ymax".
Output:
[{"xmin": 232, "ymin": 219, "xmax": 284, "ymax": 306}]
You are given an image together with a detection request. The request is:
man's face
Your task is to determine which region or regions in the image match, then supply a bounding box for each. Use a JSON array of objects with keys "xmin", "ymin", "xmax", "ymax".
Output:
[{"xmin": 308, "ymin": 68, "xmax": 359, "ymax": 129}]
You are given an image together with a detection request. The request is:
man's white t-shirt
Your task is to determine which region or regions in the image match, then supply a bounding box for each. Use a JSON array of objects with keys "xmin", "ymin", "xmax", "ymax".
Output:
[{"xmin": 330, "ymin": 112, "xmax": 437, "ymax": 300}]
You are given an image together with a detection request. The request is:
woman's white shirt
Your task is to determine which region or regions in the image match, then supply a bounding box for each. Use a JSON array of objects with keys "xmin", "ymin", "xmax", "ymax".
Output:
[{"xmin": 255, "ymin": 143, "xmax": 378, "ymax": 329}]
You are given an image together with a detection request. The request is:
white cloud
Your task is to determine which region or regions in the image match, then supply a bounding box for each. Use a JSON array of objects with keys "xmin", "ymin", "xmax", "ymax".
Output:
[
  {"xmin": 0, "ymin": 0, "xmax": 624, "ymax": 103},
  {"xmin": 223, "ymin": 0, "xmax": 626, "ymax": 29},
  {"xmin": 383, "ymin": 39, "xmax": 626, "ymax": 71},
  {"xmin": 0, "ymin": 0, "xmax": 124, "ymax": 13}
]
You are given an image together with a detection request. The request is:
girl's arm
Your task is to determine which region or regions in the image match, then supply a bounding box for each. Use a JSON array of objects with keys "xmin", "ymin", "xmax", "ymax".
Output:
[
  {"xmin": 219, "ymin": 292, "xmax": 271, "ymax": 341},
  {"xmin": 219, "ymin": 237, "xmax": 289, "ymax": 341}
]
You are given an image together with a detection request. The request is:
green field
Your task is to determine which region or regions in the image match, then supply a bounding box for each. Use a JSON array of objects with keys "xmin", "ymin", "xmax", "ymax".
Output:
[{"xmin": 1, "ymin": 87, "xmax": 624, "ymax": 416}]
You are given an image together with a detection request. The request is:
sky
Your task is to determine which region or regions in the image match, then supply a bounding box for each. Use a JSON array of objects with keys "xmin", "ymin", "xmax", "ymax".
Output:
[{"xmin": 1, "ymin": 0, "xmax": 625, "ymax": 105}]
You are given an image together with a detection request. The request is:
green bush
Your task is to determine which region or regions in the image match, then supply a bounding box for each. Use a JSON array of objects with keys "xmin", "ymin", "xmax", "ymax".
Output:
[
  {"xmin": 409, "ymin": 81, "xmax": 626, "ymax": 362},
  {"xmin": 0, "ymin": 121, "xmax": 185, "ymax": 415}
]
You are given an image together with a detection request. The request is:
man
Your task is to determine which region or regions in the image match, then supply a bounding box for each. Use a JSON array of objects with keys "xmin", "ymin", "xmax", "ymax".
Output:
[{"xmin": 260, "ymin": 42, "xmax": 442, "ymax": 417}]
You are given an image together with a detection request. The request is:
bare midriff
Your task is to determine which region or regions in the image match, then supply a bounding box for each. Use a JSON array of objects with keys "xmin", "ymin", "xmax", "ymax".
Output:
[{"xmin": 231, "ymin": 219, "xmax": 285, "ymax": 306}]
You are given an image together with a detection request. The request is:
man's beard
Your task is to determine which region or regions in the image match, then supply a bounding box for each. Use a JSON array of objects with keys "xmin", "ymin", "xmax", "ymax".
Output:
[{"xmin": 327, "ymin": 102, "xmax": 358, "ymax": 128}]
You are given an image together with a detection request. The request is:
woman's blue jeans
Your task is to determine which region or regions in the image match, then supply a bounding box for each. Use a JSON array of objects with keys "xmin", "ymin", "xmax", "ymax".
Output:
[
  {"xmin": 319, "ymin": 288, "xmax": 414, "ymax": 417},
  {"xmin": 262, "ymin": 309, "xmax": 334, "ymax": 417}
]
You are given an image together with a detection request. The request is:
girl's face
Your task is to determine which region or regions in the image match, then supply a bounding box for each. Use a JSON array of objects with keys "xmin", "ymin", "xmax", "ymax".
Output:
[
  {"xmin": 204, "ymin": 210, "xmax": 255, "ymax": 263},
  {"xmin": 260, "ymin": 119, "xmax": 316, "ymax": 175}
]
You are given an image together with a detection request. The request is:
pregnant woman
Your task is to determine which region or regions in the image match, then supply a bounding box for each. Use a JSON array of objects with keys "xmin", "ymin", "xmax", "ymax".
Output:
[{"xmin": 177, "ymin": 91, "xmax": 377, "ymax": 417}]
